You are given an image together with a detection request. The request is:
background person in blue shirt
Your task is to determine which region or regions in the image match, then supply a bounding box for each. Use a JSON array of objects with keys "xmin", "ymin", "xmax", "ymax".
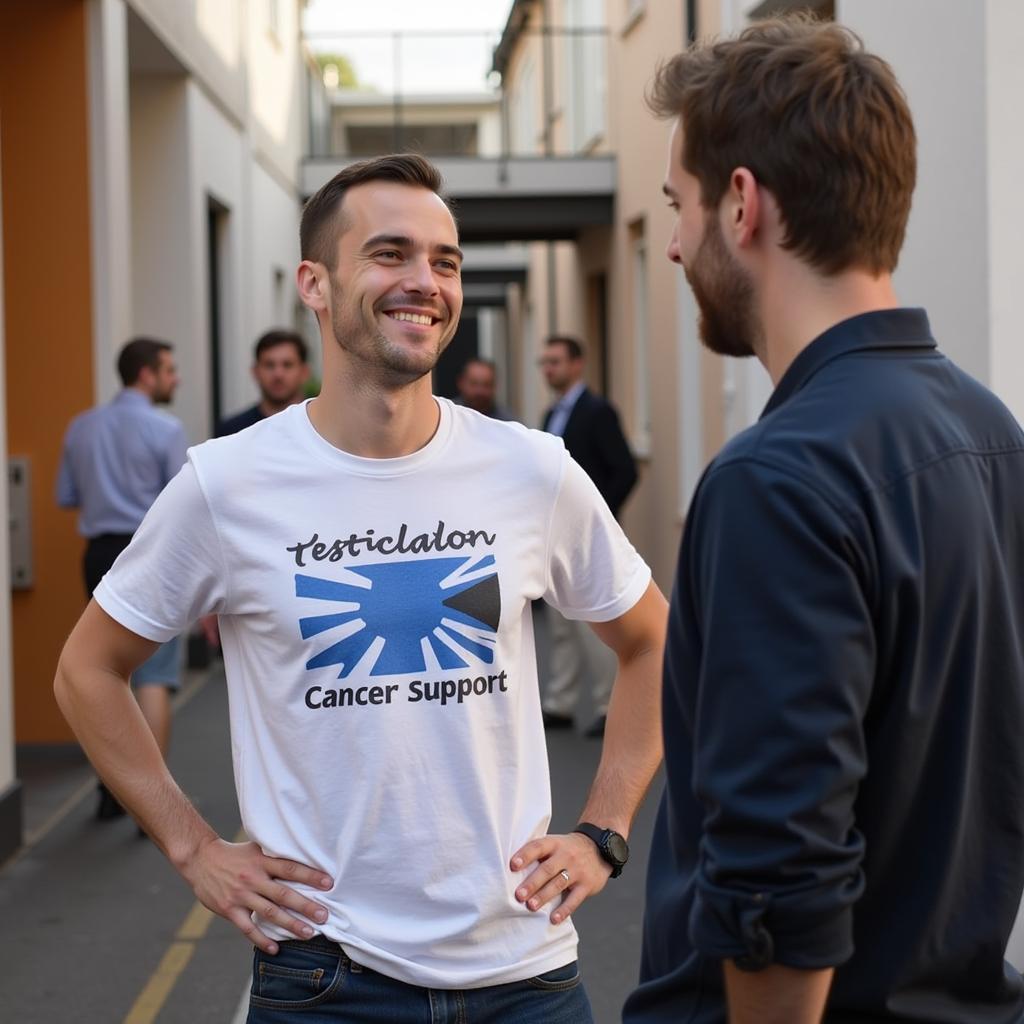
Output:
[
  {"xmin": 57, "ymin": 337, "xmax": 187, "ymax": 820},
  {"xmin": 625, "ymin": 15, "xmax": 1024, "ymax": 1024}
]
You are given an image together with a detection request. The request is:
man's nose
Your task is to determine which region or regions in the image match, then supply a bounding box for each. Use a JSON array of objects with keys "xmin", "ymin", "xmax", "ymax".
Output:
[{"xmin": 403, "ymin": 256, "xmax": 439, "ymax": 295}]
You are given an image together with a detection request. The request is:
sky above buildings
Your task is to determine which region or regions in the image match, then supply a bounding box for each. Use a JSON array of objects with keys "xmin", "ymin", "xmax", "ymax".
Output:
[{"xmin": 303, "ymin": 0, "xmax": 517, "ymax": 94}]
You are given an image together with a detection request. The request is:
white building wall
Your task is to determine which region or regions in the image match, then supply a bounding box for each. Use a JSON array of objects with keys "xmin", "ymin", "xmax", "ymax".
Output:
[
  {"xmin": 127, "ymin": 0, "xmax": 246, "ymax": 123},
  {"xmin": 985, "ymin": 0, "xmax": 1024, "ymax": 426},
  {"xmin": 227, "ymin": 158, "xmax": 304, "ymax": 415},
  {"xmin": 88, "ymin": 0, "xmax": 134, "ymax": 404},
  {"xmin": 129, "ymin": 73, "xmax": 196, "ymax": 415},
  {"xmin": 247, "ymin": 0, "xmax": 304, "ymax": 185},
  {"xmin": 122, "ymin": 2, "xmax": 305, "ymax": 441},
  {"xmin": 840, "ymin": 0, "xmax": 991, "ymax": 388},
  {"xmin": 185, "ymin": 79, "xmax": 247, "ymax": 440}
]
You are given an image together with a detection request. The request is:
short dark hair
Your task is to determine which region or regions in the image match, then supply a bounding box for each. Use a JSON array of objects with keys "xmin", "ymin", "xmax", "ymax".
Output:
[
  {"xmin": 647, "ymin": 15, "xmax": 916, "ymax": 275},
  {"xmin": 254, "ymin": 329, "xmax": 308, "ymax": 363},
  {"xmin": 300, "ymin": 153, "xmax": 450, "ymax": 270},
  {"xmin": 545, "ymin": 336, "xmax": 584, "ymax": 361},
  {"xmin": 118, "ymin": 337, "xmax": 172, "ymax": 387},
  {"xmin": 458, "ymin": 357, "xmax": 496, "ymax": 378}
]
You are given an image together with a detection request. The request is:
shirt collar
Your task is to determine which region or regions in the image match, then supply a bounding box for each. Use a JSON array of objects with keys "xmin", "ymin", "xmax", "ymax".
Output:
[
  {"xmin": 762, "ymin": 308, "xmax": 936, "ymax": 419},
  {"xmin": 557, "ymin": 380, "xmax": 586, "ymax": 410},
  {"xmin": 115, "ymin": 388, "xmax": 153, "ymax": 407}
]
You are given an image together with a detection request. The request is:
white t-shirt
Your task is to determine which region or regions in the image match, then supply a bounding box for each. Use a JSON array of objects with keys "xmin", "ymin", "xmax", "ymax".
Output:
[{"xmin": 95, "ymin": 399, "xmax": 650, "ymax": 989}]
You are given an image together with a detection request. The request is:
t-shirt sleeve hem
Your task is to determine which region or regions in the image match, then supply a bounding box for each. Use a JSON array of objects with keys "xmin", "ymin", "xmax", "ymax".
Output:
[
  {"xmin": 93, "ymin": 580, "xmax": 179, "ymax": 643},
  {"xmin": 557, "ymin": 562, "xmax": 652, "ymax": 622}
]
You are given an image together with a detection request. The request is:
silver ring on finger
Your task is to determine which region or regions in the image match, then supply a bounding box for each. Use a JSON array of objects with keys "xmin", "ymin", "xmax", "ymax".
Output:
[{"xmin": 559, "ymin": 869, "xmax": 570, "ymax": 885}]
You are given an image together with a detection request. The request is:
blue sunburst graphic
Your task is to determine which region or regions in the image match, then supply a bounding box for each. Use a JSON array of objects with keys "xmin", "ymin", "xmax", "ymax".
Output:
[{"xmin": 296, "ymin": 555, "xmax": 501, "ymax": 678}]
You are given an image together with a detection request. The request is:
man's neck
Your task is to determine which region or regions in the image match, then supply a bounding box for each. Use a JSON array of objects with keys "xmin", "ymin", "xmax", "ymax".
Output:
[
  {"xmin": 307, "ymin": 372, "xmax": 440, "ymax": 459},
  {"xmin": 127, "ymin": 384, "xmax": 153, "ymax": 404},
  {"xmin": 757, "ymin": 264, "xmax": 900, "ymax": 386}
]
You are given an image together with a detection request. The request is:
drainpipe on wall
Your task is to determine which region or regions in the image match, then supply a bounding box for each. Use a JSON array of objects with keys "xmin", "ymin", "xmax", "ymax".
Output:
[{"xmin": 686, "ymin": 0, "xmax": 698, "ymax": 44}]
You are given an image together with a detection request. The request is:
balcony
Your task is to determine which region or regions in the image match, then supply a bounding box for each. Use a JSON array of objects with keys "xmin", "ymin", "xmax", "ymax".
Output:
[{"xmin": 302, "ymin": 23, "xmax": 614, "ymax": 242}]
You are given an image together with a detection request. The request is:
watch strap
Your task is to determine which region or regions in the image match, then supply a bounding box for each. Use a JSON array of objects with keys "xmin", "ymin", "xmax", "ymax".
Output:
[{"xmin": 573, "ymin": 822, "xmax": 625, "ymax": 878}]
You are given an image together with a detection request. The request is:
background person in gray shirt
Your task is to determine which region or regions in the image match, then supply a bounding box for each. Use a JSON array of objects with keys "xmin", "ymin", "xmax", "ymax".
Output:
[{"xmin": 57, "ymin": 337, "xmax": 187, "ymax": 821}]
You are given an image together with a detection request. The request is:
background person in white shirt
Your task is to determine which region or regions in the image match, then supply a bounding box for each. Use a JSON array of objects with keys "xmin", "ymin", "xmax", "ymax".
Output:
[{"xmin": 54, "ymin": 154, "xmax": 667, "ymax": 1022}]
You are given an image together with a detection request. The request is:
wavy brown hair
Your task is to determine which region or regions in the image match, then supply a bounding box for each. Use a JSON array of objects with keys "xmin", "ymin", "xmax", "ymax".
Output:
[{"xmin": 648, "ymin": 15, "xmax": 916, "ymax": 275}]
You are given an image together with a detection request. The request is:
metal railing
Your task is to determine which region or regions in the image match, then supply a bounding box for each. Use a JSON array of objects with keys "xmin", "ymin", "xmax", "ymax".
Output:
[{"xmin": 302, "ymin": 27, "xmax": 610, "ymax": 162}]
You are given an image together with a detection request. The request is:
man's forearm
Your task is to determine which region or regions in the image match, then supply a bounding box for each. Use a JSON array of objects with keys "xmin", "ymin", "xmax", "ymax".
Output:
[
  {"xmin": 724, "ymin": 962, "xmax": 834, "ymax": 1024},
  {"xmin": 578, "ymin": 640, "xmax": 663, "ymax": 835},
  {"xmin": 54, "ymin": 657, "xmax": 217, "ymax": 866}
]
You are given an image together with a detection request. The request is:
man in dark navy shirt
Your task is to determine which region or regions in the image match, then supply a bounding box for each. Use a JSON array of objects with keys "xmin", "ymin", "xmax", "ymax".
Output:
[
  {"xmin": 625, "ymin": 16, "xmax": 1024, "ymax": 1024},
  {"xmin": 216, "ymin": 329, "xmax": 310, "ymax": 437}
]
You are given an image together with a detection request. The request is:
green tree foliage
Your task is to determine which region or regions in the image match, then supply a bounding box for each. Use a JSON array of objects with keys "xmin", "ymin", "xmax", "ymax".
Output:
[{"xmin": 315, "ymin": 53, "xmax": 359, "ymax": 89}]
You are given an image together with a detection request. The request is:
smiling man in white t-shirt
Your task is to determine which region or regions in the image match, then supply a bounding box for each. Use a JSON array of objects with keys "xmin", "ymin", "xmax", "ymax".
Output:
[{"xmin": 55, "ymin": 153, "xmax": 667, "ymax": 1023}]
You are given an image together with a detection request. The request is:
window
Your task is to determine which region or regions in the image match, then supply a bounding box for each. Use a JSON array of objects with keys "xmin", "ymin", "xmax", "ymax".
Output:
[
  {"xmin": 563, "ymin": 0, "xmax": 606, "ymax": 152},
  {"xmin": 345, "ymin": 123, "xmax": 479, "ymax": 157}
]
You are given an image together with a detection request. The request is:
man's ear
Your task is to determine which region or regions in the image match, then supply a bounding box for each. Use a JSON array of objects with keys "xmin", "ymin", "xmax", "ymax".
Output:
[
  {"xmin": 297, "ymin": 260, "xmax": 328, "ymax": 313},
  {"xmin": 723, "ymin": 167, "xmax": 761, "ymax": 250}
]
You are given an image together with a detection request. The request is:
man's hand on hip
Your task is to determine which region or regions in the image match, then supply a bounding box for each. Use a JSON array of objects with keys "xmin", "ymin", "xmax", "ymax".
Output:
[
  {"xmin": 182, "ymin": 837, "xmax": 334, "ymax": 954},
  {"xmin": 510, "ymin": 831, "xmax": 612, "ymax": 925}
]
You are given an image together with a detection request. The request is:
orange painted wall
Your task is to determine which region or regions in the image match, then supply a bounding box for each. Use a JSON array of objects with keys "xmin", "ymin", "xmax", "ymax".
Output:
[{"xmin": 1, "ymin": 1, "xmax": 94, "ymax": 743}]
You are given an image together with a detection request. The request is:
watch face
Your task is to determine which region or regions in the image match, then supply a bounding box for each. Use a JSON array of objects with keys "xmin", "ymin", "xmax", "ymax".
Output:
[{"xmin": 606, "ymin": 833, "xmax": 629, "ymax": 865}]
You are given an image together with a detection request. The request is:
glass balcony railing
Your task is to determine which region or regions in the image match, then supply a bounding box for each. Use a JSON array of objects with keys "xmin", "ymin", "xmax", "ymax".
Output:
[{"xmin": 303, "ymin": 27, "xmax": 609, "ymax": 162}]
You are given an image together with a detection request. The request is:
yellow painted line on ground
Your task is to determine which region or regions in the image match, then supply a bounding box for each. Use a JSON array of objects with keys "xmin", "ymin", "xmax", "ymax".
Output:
[
  {"xmin": 123, "ymin": 942, "xmax": 196, "ymax": 1024},
  {"xmin": 121, "ymin": 826, "xmax": 251, "ymax": 1023},
  {"xmin": 176, "ymin": 902, "xmax": 214, "ymax": 941}
]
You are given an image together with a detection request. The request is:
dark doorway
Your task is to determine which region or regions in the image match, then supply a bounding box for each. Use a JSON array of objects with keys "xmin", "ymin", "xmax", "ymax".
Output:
[
  {"xmin": 207, "ymin": 197, "xmax": 229, "ymax": 429},
  {"xmin": 586, "ymin": 272, "xmax": 609, "ymax": 396},
  {"xmin": 435, "ymin": 313, "xmax": 480, "ymax": 399}
]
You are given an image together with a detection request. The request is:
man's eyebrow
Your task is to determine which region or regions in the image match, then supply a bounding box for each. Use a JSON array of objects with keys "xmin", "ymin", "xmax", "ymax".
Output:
[
  {"xmin": 362, "ymin": 233, "xmax": 414, "ymax": 251},
  {"xmin": 436, "ymin": 243, "xmax": 465, "ymax": 262}
]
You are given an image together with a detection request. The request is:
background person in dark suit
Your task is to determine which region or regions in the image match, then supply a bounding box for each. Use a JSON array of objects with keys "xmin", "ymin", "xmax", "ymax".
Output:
[
  {"xmin": 540, "ymin": 335, "xmax": 639, "ymax": 737},
  {"xmin": 540, "ymin": 336, "xmax": 638, "ymax": 518}
]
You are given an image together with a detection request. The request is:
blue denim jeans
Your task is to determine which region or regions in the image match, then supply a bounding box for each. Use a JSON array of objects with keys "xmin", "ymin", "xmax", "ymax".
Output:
[{"xmin": 246, "ymin": 935, "xmax": 594, "ymax": 1023}]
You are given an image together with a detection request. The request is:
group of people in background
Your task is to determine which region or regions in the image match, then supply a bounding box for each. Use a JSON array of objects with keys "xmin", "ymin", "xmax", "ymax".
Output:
[{"xmin": 51, "ymin": 15, "xmax": 1024, "ymax": 1024}]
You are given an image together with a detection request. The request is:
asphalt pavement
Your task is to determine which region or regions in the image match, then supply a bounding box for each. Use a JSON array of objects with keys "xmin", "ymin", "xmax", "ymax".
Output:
[{"xmin": 0, "ymin": 645, "xmax": 663, "ymax": 1024}]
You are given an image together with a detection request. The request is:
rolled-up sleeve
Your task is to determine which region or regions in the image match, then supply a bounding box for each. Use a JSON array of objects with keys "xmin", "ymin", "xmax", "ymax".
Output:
[{"xmin": 687, "ymin": 458, "xmax": 874, "ymax": 970}]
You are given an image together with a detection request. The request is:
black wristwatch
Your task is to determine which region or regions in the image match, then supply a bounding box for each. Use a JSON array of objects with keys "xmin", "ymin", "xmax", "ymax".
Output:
[{"xmin": 573, "ymin": 822, "xmax": 629, "ymax": 878}]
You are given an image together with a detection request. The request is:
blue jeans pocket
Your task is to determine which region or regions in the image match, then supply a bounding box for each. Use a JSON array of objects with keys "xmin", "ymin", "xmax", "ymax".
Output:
[
  {"xmin": 249, "ymin": 940, "xmax": 347, "ymax": 1009},
  {"xmin": 524, "ymin": 960, "xmax": 581, "ymax": 991}
]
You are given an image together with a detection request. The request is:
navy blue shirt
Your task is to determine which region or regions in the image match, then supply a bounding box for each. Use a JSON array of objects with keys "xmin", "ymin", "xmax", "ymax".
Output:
[
  {"xmin": 625, "ymin": 310, "xmax": 1024, "ymax": 1023},
  {"xmin": 215, "ymin": 404, "xmax": 264, "ymax": 438}
]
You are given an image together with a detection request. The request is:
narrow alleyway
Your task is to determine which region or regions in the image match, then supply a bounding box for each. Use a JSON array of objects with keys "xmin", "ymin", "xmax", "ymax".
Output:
[{"xmin": 0, "ymin": 659, "xmax": 661, "ymax": 1024}]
